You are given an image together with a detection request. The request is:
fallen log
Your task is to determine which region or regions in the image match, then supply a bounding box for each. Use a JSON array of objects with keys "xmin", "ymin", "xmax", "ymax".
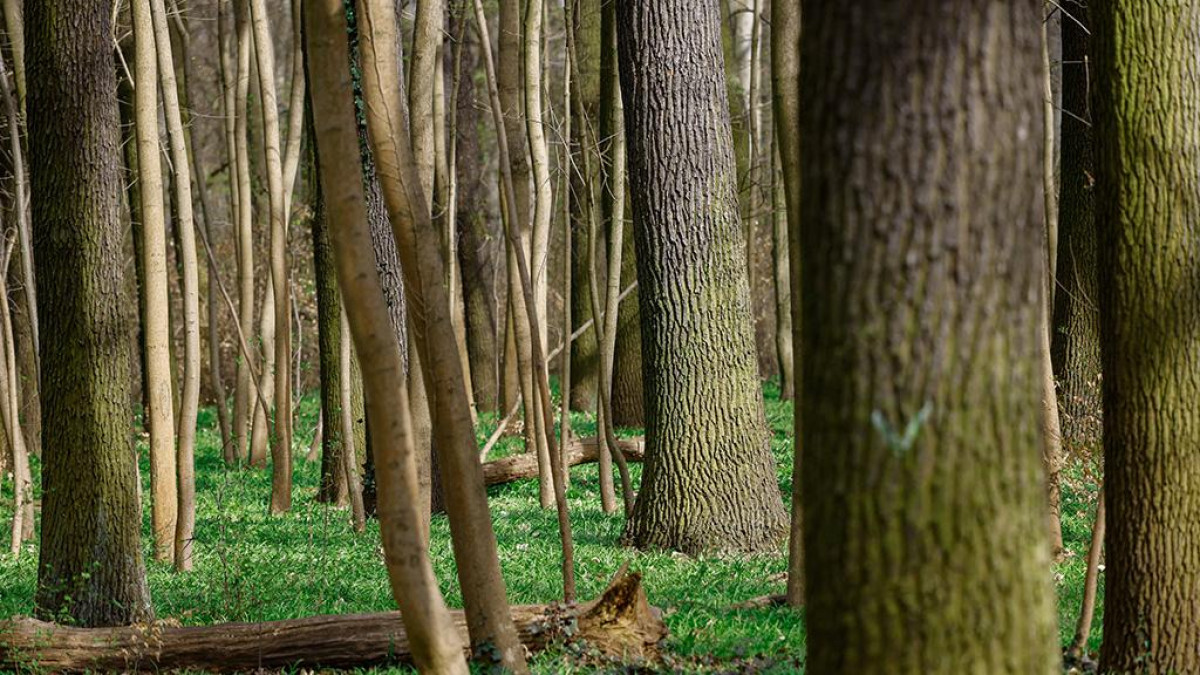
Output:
[
  {"xmin": 0, "ymin": 571, "xmax": 666, "ymax": 672},
  {"xmin": 483, "ymin": 436, "xmax": 645, "ymax": 486}
]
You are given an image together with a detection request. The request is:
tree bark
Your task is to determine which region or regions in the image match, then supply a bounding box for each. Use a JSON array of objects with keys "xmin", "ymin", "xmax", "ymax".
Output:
[
  {"xmin": 610, "ymin": 214, "xmax": 643, "ymax": 427},
  {"xmin": 306, "ymin": 0, "xmax": 467, "ymax": 669},
  {"xmin": 132, "ymin": 0, "xmax": 180, "ymax": 563},
  {"xmin": 0, "ymin": 571, "xmax": 666, "ymax": 673},
  {"xmin": 27, "ymin": 0, "xmax": 153, "ymax": 623},
  {"xmin": 231, "ymin": 0, "xmax": 256, "ymax": 465},
  {"xmin": 1051, "ymin": 3, "xmax": 1101, "ymax": 460},
  {"xmin": 798, "ymin": 1, "xmax": 1059, "ymax": 671},
  {"xmin": 617, "ymin": 0, "xmax": 787, "ymax": 554},
  {"xmin": 1094, "ymin": 3, "xmax": 1200, "ymax": 672}
]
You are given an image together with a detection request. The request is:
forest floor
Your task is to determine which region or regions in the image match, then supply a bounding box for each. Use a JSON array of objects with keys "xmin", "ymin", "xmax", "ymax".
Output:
[{"xmin": 0, "ymin": 382, "xmax": 1101, "ymax": 673}]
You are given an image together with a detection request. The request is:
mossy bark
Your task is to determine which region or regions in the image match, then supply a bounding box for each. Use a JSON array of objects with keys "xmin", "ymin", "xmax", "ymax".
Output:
[
  {"xmin": 28, "ymin": 0, "xmax": 152, "ymax": 626},
  {"xmin": 798, "ymin": 1, "xmax": 1059, "ymax": 671},
  {"xmin": 1051, "ymin": 5, "xmax": 1101, "ymax": 459},
  {"xmin": 618, "ymin": 0, "xmax": 787, "ymax": 554},
  {"xmin": 1094, "ymin": 4, "xmax": 1200, "ymax": 673}
]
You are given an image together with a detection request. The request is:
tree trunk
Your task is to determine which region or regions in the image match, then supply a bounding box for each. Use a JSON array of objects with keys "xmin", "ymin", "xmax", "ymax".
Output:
[
  {"xmin": 356, "ymin": 0, "xmax": 529, "ymax": 666},
  {"xmin": 132, "ymin": 0, "xmax": 180, "ymax": 564},
  {"xmin": 1051, "ymin": 4, "xmax": 1101, "ymax": 460},
  {"xmin": 1067, "ymin": 489, "xmax": 1104, "ymax": 664},
  {"xmin": 610, "ymin": 216, "xmax": 643, "ymax": 428},
  {"xmin": 1094, "ymin": 4, "xmax": 1200, "ymax": 672},
  {"xmin": 231, "ymin": 0, "xmax": 256, "ymax": 465},
  {"xmin": 27, "ymin": 0, "xmax": 153, "ymax": 623},
  {"xmin": 617, "ymin": 0, "xmax": 787, "ymax": 554},
  {"xmin": 0, "ymin": 571, "xmax": 666, "ymax": 673},
  {"xmin": 452, "ymin": 19, "xmax": 499, "ymax": 414},
  {"xmin": 798, "ymin": 2, "xmax": 1059, "ymax": 671},
  {"xmin": 306, "ymin": 0, "xmax": 467, "ymax": 668}
]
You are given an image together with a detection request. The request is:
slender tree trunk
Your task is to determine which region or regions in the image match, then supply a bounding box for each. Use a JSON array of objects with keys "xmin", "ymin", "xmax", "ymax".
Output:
[
  {"xmin": 618, "ymin": 0, "xmax": 787, "ymax": 554},
  {"xmin": 306, "ymin": 2, "xmax": 467, "ymax": 667},
  {"xmin": 1094, "ymin": 4, "xmax": 1200, "ymax": 672},
  {"xmin": 1, "ymin": 242, "xmax": 31, "ymax": 555},
  {"xmin": 798, "ymin": 2, "xmax": 1058, "ymax": 671},
  {"xmin": 1, "ymin": 0, "xmax": 22, "ymax": 113},
  {"xmin": 610, "ymin": 219, "xmax": 643, "ymax": 428},
  {"xmin": 357, "ymin": 1, "xmax": 529, "ymax": 666},
  {"xmin": 148, "ymin": 0, "xmax": 200, "ymax": 572},
  {"xmin": 1067, "ymin": 489, "xmax": 1104, "ymax": 663},
  {"xmin": 770, "ymin": 155, "xmax": 793, "ymax": 402},
  {"xmin": 28, "ymin": 0, "xmax": 152, "ymax": 623},
  {"xmin": 232, "ymin": 0, "xmax": 257, "ymax": 465},
  {"xmin": 339, "ymin": 306, "xmax": 367, "ymax": 532},
  {"xmin": 247, "ymin": 0, "xmax": 293, "ymax": 512},
  {"xmin": 132, "ymin": 0, "xmax": 180, "ymax": 563}
]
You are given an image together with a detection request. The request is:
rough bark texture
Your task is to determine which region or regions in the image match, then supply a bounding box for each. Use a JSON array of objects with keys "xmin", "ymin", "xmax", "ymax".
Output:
[
  {"xmin": 1094, "ymin": 4, "xmax": 1200, "ymax": 673},
  {"xmin": 798, "ymin": 1, "xmax": 1058, "ymax": 672},
  {"xmin": 27, "ymin": 0, "xmax": 152, "ymax": 625},
  {"xmin": 617, "ymin": 0, "xmax": 787, "ymax": 554},
  {"xmin": 610, "ymin": 218, "xmax": 643, "ymax": 428},
  {"xmin": 1050, "ymin": 4, "xmax": 1101, "ymax": 459},
  {"xmin": 0, "ymin": 571, "xmax": 667, "ymax": 673},
  {"xmin": 453, "ymin": 22, "xmax": 499, "ymax": 414},
  {"xmin": 568, "ymin": 0, "xmax": 601, "ymax": 412}
]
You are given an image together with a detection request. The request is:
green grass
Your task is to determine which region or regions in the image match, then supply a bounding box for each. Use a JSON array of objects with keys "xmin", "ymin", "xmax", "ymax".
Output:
[{"xmin": 0, "ymin": 381, "xmax": 1101, "ymax": 672}]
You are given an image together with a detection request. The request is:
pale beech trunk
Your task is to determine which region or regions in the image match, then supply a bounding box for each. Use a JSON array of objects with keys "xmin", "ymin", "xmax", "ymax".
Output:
[
  {"xmin": 250, "ymin": 284, "xmax": 275, "ymax": 467},
  {"xmin": 772, "ymin": 0, "xmax": 802, "ymax": 607},
  {"xmin": 132, "ymin": 0, "xmax": 179, "ymax": 563},
  {"xmin": 358, "ymin": 0, "xmax": 532, "ymax": 665},
  {"xmin": 247, "ymin": 0, "xmax": 293, "ymax": 512},
  {"xmin": 305, "ymin": 0, "xmax": 467, "ymax": 667},
  {"xmin": 339, "ymin": 307, "xmax": 366, "ymax": 533},
  {"xmin": 2, "ymin": 0, "xmax": 23, "ymax": 112},
  {"xmin": 2, "ymin": 236, "xmax": 30, "ymax": 555},
  {"xmin": 232, "ymin": 0, "xmax": 256, "ymax": 464},
  {"xmin": 148, "ymin": 0, "xmax": 200, "ymax": 573}
]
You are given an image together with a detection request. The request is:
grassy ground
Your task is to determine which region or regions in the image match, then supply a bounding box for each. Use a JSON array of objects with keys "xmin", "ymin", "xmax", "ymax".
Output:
[{"xmin": 0, "ymin": 382, "xmax": 1101, "ymax": 672}]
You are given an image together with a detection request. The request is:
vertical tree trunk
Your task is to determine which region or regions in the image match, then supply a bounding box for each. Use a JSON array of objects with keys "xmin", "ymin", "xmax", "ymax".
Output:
[
  {"xmin": 770, "ymin": 155, "xmax": 793, "ymax": 402},
  {"xmin": 28, "ymin": 0, "xmax": 153, "ymax": 623},
  {"xmin": 132, "ymin": 0, "xmax": 180, "ymax": 564},
  {"xmin": 232, "ymin": 0, "xmax": 257, "ymax": 465},
  {"xmin": 798, "ymin": 1, "xmax": 1059, "ymax": 671},
  {"xmin": 148, "ymin": 0, "xmax": 201, "ymax": 572},
  {"xmin": 610, "ymin": 218, "xmax": 643, "ymax": 428},
  {"xmin": 617, "ymin": 0, "xmax": 787, "ymax": 554},
  {"xmin": 1051, "ymin": 4, "xmax": 1101, "ymax": 459},
  {"xmin": 1094, "ymin": 4, "xmax": 1200, "ymax": 672}
]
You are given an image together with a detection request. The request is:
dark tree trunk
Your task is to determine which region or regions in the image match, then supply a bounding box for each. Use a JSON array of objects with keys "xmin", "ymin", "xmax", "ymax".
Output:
[
  {"xmin": 1094, "ymin": 4, "xmax": 1200, "ymax": 672},
  {"xmin": 798, "ymin": 1, "xmax": 1059, "ymax": 671},
  {"xmin": 568, "ymin": 0, "xmax": 601, "ymax": 412},
  {"xmin": 452, "ymin": 18, "xmax": 499, "ymax": 415},
  {"xmin": 1050, "ymin": 5, "xmax": 1101, "ymax": 459},
  {"xmin": 610, "ymin": 217, "xmax": 642, "ymax": 428},
  {"xmin": 617, "ymin": 0, "xmax": 787, "ymax": 554},
  {"xmin": 28, "ymin": 0, "xmax": 152, "ymax": 626}
]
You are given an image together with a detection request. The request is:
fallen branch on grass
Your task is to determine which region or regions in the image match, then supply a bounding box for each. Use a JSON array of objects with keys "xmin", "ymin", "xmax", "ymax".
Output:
[
  {"xmin": 482, "ymin": 436, "xmax": 645, "ymax": 486},
  {"xmin": 0, "ymin": 571, "xmax": 666, "ymax": 672}
]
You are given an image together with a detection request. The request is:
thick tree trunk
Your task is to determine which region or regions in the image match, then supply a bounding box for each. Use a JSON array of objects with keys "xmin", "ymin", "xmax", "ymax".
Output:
[
  {"xmin": 0, "ymin": 571, "xmax": 666, "ymax": 673},
  {"xmin": 798, "ymin": 2, "xmax": 1059, "ymax": 672},
  {"xmin": 1051, "ymin": 5, "xmax": 1101, "ymax": 459},
  {"xmin": 27, "ymin": 0, "xmax": 152, "ymax": 624},
  {"xmin": 1094, "ymin": 4, "xmax": 1200, "ymax": 672},
  {"xmin": 617, "ymin": 0, "xmax": 787, "ymax": 554}
]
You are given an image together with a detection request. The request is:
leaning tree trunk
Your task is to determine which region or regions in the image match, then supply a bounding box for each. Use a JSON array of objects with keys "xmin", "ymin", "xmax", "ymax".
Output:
[
  {"xmin": 1094, "ymin": 3, "xmax": 1200, "ymax": 672},
  {"xmin": 27, "ymin": 0, "xmax": 153, "ymax": 625},
  {"xmin": 1051, "ymin": 4, "xmax": 1101, "ymax": 460},
  {"xmin": 617, "ymin": 0, "xmax": 787, "ymax": 554},
  {"xmin": 798, "ymin": 1, "xmax": 1059, "ymax": 672}
]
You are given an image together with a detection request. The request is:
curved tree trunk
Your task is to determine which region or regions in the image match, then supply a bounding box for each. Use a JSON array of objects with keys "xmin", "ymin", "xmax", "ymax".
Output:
[
  {"xmin": 28, "ymin": 0, "xmax": 152, "ymax": 623},
  {"xmin": 617, "ymin": 0, "xmax": 787, "ymax": 554},
  {"xmin": 798, "ymin": 2, "xmax": 1058, "ymax": 671},
  {"xmin": 1094, "ymin": 4, "xmax": 1200, "ymax": 672}
]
